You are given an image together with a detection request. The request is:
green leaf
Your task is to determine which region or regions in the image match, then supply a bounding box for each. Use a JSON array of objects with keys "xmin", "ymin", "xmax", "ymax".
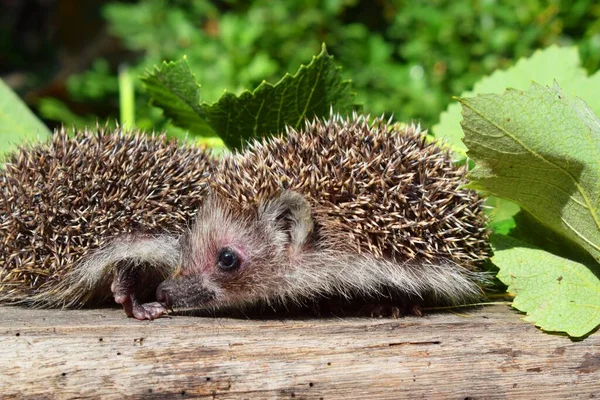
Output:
[
  {"xmin": 433, "ymin": 46, "xmax": 600, "ymax": 155},
  {"xmin": 461, "ymin": 82, "xmax": 600, "ymax": 264},
  {"xmin": 143, "ymin": 44, "xmax": 357, "ymax": 148},
  {"xmin": 510, "ymin": 210, "xmax": 598, "ymax": 266},
  {"xmin": 493, "ymin": 235, "xmax": 600, "ymax": 338},
  {"xmin": 0, "ymin": 79, "xmax": 51, "ymax": 155},
  {"xmin": 141, "ymin": 56, "xmax": 216, "ymax": 137}
]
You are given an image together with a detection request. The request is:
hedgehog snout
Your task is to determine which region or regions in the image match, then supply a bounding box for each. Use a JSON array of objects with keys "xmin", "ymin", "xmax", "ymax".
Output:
[{"xmin": 155, "ymin": 276, "xmax": 217, "ymax": 309}]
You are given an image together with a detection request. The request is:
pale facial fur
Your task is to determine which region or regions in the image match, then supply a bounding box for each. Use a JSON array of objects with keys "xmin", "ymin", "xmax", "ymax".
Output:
[{"xmin": 155, "ymin": 192, "xmax": 311, "ymax": 310}]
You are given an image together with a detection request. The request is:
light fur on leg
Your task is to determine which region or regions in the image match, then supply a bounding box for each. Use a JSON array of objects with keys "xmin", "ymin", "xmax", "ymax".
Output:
[{"xmin": 30, "ymin": 234, "xmax": 181, "ymax": 308}]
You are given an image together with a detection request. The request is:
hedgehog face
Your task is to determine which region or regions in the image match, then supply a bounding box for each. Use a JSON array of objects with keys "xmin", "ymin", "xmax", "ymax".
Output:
[{"xmin": 155, "ymin": 191, "xmax": 315, "ymax": 310}]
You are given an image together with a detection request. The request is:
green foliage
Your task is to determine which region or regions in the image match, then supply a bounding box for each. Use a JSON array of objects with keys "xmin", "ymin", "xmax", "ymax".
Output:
[
  {"xmin": 143, "ymin": 46, "xmax": 356, "ymax": 148},
  {"xmin": 460, "ymin": 82, "xmax": 600, "ymax": 336},
  {"xmin": 485, "ymin": 197, "xmax": 520, "ymax": 236},
  {"xmin": 142, "ymin": 57, "xmax": 216, "ymax": 137},
  {"xmin": 0, "ymin": 79, "xmax": 51, "ymax": 155},
  {"xmin": 493, "ymin": 235, "xmax": 600, "ymax": 338},
  {"xmin": 435, "ymin": 45, "xmax": 600, "ymax": 237},
  {"xmin": 510, "ymin": 210, "xmax": 597, "ymax": 265},
  {"xmin": 35, "ymin": 0, "xmax": 600, "ymax": 137},
  {"xmin": 462, "ymin": 83, "xmax": 600, "ymax": 264},
  {"xmin": 37, "ymin": 98, "xmax": 97, "ymax": 130},
  {"xmin": 435, "ymin": 46, "xmax": 600, "ymax": 156}
]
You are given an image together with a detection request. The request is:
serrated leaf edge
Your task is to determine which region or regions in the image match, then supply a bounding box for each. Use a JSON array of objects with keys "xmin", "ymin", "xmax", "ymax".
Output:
[
  {"xmin": 141, "ymin": 57, "xmax": 204, "ymax": 115},
  {"xmin": 493, "ymin": 236, "xmax": 600, "ymax": 338},
  {"xmin": 201, "ymin": 43, "xmax": 351, "ymax": 129}
]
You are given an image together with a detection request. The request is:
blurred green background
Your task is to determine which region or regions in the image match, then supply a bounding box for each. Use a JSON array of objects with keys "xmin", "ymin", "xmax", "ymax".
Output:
[{"xmin": 2, "ymin": 0, "xmax": 599, "ymax": 138}]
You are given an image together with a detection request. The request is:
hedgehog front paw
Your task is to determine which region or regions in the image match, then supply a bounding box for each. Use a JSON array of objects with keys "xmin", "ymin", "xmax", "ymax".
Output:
[
  {"xmin": 132, "ymin": 301, "xmax": 168, "ymax": 320},
  {"xmin": 113, "ymin": 291, "xmax": 169, "ymax": 320},
  {"xmin": 111, "ymin": 269, "xmax": 168, "ymax": 320}
]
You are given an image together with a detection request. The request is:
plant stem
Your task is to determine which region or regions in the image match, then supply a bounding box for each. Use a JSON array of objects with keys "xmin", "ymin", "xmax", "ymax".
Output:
[{"xmin": 118, "ymin": 64, "xmax": 135, "ymax": 128}]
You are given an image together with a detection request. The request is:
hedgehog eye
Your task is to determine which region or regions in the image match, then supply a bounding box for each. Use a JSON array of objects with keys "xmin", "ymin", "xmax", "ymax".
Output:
[{"xmin": 217, "ymin": 247, "xmax": 240, "ymax": 271}]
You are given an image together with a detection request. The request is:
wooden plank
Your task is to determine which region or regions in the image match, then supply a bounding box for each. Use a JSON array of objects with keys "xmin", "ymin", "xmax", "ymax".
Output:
[{"xmin": 0, "ymin": 304, "xmax": 598, "ymax": 399}]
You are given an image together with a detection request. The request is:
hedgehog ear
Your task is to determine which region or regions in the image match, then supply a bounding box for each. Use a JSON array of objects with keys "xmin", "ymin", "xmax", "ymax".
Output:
[{"xmin": 258, "ymin": 191, "xmax": 314, "ymax": 251}]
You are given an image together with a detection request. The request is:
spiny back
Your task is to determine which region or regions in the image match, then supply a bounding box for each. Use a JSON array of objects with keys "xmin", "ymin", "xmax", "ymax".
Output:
[
  {"xmin": 0, "ymin": 127, "xmax": 215, "ymax": 302},
  {"xmin": 214, "ymin": 114, "xmax": 489, "ymax": 267}
]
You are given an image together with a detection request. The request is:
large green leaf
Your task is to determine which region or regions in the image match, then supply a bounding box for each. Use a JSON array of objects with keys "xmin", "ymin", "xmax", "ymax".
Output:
[
  {"xmin": 493, "ymin": 235, "xmax": 600, "ymax": 338},
  {"xmin": 433, "ymin": 46, "xmax": 600, "ymax": 155},
  {"xmin": 143, "ymin": 45, "xmax": 357, "ymax": 148},
  {"xmin": 461, "ymin": 82, "xmax": 600, "ymax": 264},
  {"xmin": 0, "ymin": 79, "xmax": 51, "ymax": 155}
]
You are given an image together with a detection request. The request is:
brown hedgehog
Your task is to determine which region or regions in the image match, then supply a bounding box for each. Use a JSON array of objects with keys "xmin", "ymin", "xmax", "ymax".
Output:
[
  {"xmin": 67, "ymin": 114, "xmax": 490, "ymax": 320},
  {"xmin": 0, "ymin": 127, "xmax": 216, "ymax": 315}
]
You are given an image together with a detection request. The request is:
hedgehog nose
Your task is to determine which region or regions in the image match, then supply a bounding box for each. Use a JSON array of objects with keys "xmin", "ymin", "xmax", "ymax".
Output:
[{"xmin": 156, "ymin": 282, "xmax": 172, "ymax": 307}]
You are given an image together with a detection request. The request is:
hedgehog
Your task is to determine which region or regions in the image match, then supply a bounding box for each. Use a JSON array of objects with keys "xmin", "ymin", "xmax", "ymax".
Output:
[
  {"xmin": 0, "ymin": 126, "xmax": 216, "ymax": 316},
  {"xmin": 66, "ymin": 114, "xmax": 490, "ymax": 320}
]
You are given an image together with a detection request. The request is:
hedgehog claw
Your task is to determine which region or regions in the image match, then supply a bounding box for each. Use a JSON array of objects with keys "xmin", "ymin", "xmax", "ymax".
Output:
[
  {"xmin": 362, "ymin": 303, "xmax": 420, "ymax": 319},
  {"xmin": 133, "ymin": 301, "xmax": 168, "ymax": 320},
  {"xmin": 113, "ymin": 290, "xmax": 167, "ymax": 320},
  {"xmin": 111, "ymin": 269, "xmax": 168, "ymax": 320}
]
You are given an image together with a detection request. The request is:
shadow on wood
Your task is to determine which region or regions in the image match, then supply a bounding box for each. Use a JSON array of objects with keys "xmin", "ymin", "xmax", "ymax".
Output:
[{"xmin": 0, "ymin": 304, "xmax": 598, "ymax": 399}]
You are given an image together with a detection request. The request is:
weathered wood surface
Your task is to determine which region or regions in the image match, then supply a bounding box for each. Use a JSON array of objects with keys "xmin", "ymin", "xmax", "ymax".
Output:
[{"xmin": 0, "ymin": 304, "xmax": 598, "ymax": 399}]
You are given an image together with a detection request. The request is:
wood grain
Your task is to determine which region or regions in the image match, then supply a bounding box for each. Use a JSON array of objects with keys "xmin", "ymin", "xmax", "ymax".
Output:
[{"xmin": 0, "ymin": 304, "xmax": 598, "ymax": 399}]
